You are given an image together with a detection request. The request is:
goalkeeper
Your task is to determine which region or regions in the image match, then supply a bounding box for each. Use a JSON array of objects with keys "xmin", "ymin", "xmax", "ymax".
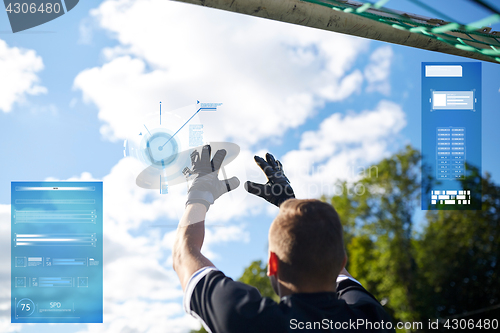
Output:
[{"xmin": 173, "ymin": 145, "xmax": 395, "ymax": 332}]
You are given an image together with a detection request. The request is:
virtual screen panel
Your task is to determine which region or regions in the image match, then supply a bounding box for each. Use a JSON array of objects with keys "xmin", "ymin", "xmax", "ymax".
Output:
[
  {"xmin": 11, "ymin": 182, "xmax": 103, "ymax": 323},
  {"xmin": 421, "ymin": 63, "xmax": 482, "ymax": 210}
]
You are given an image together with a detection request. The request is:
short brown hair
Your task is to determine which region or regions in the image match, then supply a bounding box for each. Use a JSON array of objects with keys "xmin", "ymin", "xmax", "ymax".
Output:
[{"xmin": 269, "ymin": 199, "xmax": 345, "ymax": 287}]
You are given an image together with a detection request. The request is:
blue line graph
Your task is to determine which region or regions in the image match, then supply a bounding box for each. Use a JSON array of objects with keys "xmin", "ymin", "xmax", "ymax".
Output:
[{"xmin": 160, "ymin": 108, "xmax": 200, "ymax": 148}]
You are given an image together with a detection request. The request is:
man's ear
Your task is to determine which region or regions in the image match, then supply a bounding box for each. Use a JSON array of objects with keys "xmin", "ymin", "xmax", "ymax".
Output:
[
  {"xmin": 267, "ymin": 252, "xmax": 278, "ymax": 277},
  {"xmin": 341, "ymin": 254, "xmax": 347, "ymax": 270}
]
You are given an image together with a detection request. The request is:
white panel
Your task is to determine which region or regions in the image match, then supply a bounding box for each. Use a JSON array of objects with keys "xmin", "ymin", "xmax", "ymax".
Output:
[{"xmin": 426, "ymin": 65, "xmax": 462, "ymax": 77}]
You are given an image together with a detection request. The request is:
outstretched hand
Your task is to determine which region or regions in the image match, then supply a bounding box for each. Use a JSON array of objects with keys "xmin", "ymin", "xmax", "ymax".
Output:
[
  {"xmin": 245, "ymin": 153, "xmax": 295, "ymax": 207},
  {"xmin": 185, "ymin": 145, "xmax": 240, "ymax": 211}
]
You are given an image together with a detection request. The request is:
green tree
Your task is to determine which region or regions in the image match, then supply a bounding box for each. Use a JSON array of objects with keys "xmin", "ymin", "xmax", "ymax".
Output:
[
  {"xmin": 416, "ymin": 170, "xmax": 500, "ymax": 323},
  {"xmin": 331, "ymin": 145, "xmax": 422, "ymax": 324},
  {"xmin": 189, "ymin": 326, "xmax": 208, "ymax": 333},
  {"xmin": 331, "ymin": 146, "xmax": 500, "ymax": 331}
]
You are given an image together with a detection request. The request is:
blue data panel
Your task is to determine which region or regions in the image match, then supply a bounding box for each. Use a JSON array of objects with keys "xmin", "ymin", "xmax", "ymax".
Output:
[
  {"xmin": 11, "ymin": 182, "xmax": 103, "ymax": 323},
  {"xmin": 421, "ymin": 63, "xmax": 481, "ymax": 210}
]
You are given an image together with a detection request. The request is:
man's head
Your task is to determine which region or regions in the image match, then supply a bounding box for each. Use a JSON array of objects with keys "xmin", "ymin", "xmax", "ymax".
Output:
[{"xmin": 267, "ymin": 199, "xmax": 346, "ymax": 296}]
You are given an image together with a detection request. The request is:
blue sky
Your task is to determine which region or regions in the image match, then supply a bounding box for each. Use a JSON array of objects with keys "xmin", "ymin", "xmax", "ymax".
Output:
[{"xmin": 1, "ymin": 0, "xmax": 499, "ymax": 332}]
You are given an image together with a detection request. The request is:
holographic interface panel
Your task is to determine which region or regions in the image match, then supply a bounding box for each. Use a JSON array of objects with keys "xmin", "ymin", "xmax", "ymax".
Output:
[
  {"xmin": 11, "ymin": 182, "xmax": 103, "ymax": 323},
  {"xmin": 421, "ymin": 63, "xmax": 482, "ymax": 210}
]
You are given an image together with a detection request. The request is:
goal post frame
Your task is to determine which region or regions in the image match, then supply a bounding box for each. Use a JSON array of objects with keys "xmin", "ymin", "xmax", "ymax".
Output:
[{"xmin": 173, "ymin": 0, "xmax": 498, "ymax": 63}]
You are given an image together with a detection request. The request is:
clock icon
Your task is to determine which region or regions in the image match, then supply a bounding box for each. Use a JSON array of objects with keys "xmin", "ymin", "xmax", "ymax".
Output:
[
  {"xmin": 144, "ymin": 129, "xmax": 179, "ymax": 167},
  {"xmin": 124, "ymin": 110, "xmax": 184, "ymax": 170},
  {"xmin": 16, "ymin": 298, "xmax": 35, "ymax": 317}
]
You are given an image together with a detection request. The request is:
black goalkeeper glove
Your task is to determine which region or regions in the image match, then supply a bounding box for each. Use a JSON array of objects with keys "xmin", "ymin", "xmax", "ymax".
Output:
[
  {"xmin": 244, "ymin": 153, "xmax": 295, "ymax": 207},
  {"xmin": 184, "ymin": 145, "xmax": 240, "ymax": 211}
]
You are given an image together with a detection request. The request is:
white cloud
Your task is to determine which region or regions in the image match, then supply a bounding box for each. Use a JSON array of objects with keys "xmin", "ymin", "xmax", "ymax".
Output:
[
  {"xmin": 282, "ymin": 100, "xmax": 406, "ymax": 198},
  {"xmin": 364, "ymin": 46, "xmax": 393, "ymax": 95},
  {"xmin": 202, "ymin": 224, "xmax": 250, "ymax": 260},
  {"xmin": 74, "ymin": 0, "xmax": 369, "ymax": 146},
  {"xmin": 0, "ymin": 39, "xmax": 46, "ymax": 113},
  {"xmin": 78, "ymin": 17, "xmax": 94, "ymax": 45},
  {"xmin": 70, "ymin": 0, "xmax": 382, "ymax": 253}
]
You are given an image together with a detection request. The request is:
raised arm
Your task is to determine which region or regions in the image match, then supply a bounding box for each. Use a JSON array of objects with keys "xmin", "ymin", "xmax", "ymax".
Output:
[
  {"xmin": 173, "ymin": 203, "xmax": 211, "ymax": 290},
  {"xmin": 173, "ymin": 145, "xmax": 239, "ymax": 290}
]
